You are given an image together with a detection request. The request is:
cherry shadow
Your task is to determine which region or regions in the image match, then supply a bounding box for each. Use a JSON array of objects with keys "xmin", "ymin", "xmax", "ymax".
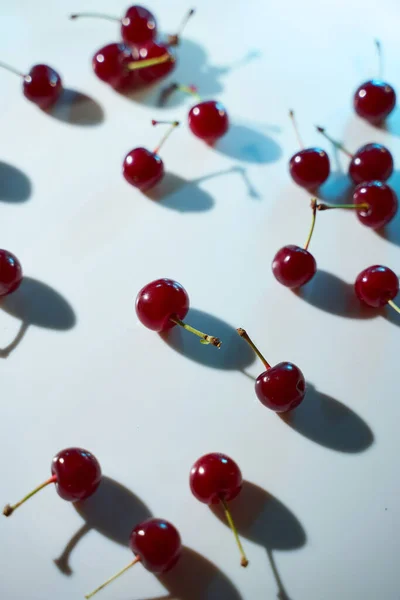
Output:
[
  {"xmin": 279, "ymin": 383, "xmax": 374, "ymax": 453},
  {"xmin": 211, "ymin": 481, "xmax": 306, "ymax": 600},
  {"xmin": 317, "ymin": 171, "xmax": 353, "ymax": 204},
  {"xmin": 160, "ymin": 309, "xmax": 255, "ymax": 371},
  {"xmin": 214, "ymin": 124, "xmax": 282, "ymax": 164},
  {"xmin": 0, "ymin": 276, "xmax": 76, "ymax": 357},
  {"xmin": 0, "ymin": 161, "xmax": 32, "ymax": 203},
  {"xmin": 375, "ymin": 106, "xmax": 400, "ymax": 138},
  {"xmin": 47, "ymin": 89, "xmax": 104, "ymax": 126},
  {"xmin": 54, "ymin": 476, "xmax": 152, "ymax": 575},
  {"xmin": 375, "ymin": 169, "xmax": 400, "ymax": 247}
]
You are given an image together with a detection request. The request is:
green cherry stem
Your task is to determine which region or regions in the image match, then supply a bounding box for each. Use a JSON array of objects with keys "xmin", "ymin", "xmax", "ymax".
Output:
[
  {"xmin": 220, "ymin": 497, "xmax": 249, "ymax": 568},
  {"xmin": 159, "ymin": 82, "xmax": 202, "ymax": 106},
  {"xmin": 127, "ymin": 54, "xmax": 174, "ymax": 71},
  {"xmin": 289, "ymin": 110, "xmax": 304, "ymax": 149},
  {"xmin": 3, "ymin": 475, "xmax": 57, "ymax": 517},
  {"xmin": 304, "ymin": 199, "xmax": 318, "ymax": 251},
  {"xmin": 317, "ymin": 202, "xmax": 370, "ymax": 211},
  {"xmin": 85, "ymin": 556, "xmax": 141, "ymax": 599},
  {"xmin": 388, "ymin": 300, "xmax": 400, "ymax": 314},
  {"xmin": 170, "ymin": 317, "xmax": 222, "ymax": 348},
  {"xmin": 315, "ymin": 126, "xmax": 353, "ymax": 159},
  {"xmin": 151, "ymin": 120, "xmax": 180, "ymax": 154},
  {"xmin": 237, "ymin": 328, "xmax": 271, "ymax": 369}
]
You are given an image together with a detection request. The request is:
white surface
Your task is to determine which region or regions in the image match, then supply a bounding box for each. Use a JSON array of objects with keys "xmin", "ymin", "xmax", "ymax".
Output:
[{"xmin": 1, "ymin": 1, "xmax": 399, "ymax": 599}]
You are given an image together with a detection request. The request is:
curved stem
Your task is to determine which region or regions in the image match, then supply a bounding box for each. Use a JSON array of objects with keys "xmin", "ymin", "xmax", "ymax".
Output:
[
  {"xmin": 237, "ymin": 328, "xmax": 271, "ymax": 369},
  {"xmin": 3, "ymin": 475, "xmax": 57, "ymax": 517},
  {"xmin": 220, "ymin": 497, "xmax": 249, "ymax": 567},
  {"xmin": 315, "ymin": 126, "xmax": 353, "ymax": 159},
  {"xmin": 375, "ymin": 39, "xmax": 383, "ymax": 79},
  {"xmin": 388, "ymin": 299, "xmax": 400, "ymax": 314},
  {"xmin": 69, "ymin": 13, "xmax": 120, "ymax": 23},
  {"xmin": 317, "ymin": 202, "xmax": 369, "ymax": 211},
  {"xmin": 289, "ymin": 110, "xmax": 303, "ymax": 149},
  {"xmin": 152, "ymin": 120, "xmax": 180, "ymax": 154},
  {"xmin": 85, "ymin": 557, "xmax": 140, "ymax": 599},
  {"xmin": 170, "ymin": 316, "xmax": 221, "ymax": 348},
  {"xmin": 304, "ymin": 199, "xmax": 317, "ymax": 251},
  {"xmin": 0, "ymin": 61, "xmax": 25, "ymax": 78},
  {"xmin": 127, "ymin": 54, "xmax": 174, "ymax": 71}
]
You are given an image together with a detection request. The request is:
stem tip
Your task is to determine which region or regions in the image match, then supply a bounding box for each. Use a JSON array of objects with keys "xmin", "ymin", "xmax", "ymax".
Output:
[
  {"xmin": 241, "ymin": 557, "xmax": 249, "ymax": 567},
  {"xmin": 3, "ymin": 504, "xmax": 13, "ymax": 517}
]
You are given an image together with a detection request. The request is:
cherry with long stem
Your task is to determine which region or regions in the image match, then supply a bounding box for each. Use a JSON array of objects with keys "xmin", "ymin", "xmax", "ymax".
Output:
[
  {"xmin": 3, "ymin": 475, "xmax": 57, "ymax": 516},
  {"xmin": 0, "ymin": 61, "xmax": 63, "ymax": 109},
  {"xmin": 288, "ymin": 111, "xmax": 330, "ymax": 189},
  {"xmin": 85, "ymin": 557, "xmax": 141, "ymax": 599}
]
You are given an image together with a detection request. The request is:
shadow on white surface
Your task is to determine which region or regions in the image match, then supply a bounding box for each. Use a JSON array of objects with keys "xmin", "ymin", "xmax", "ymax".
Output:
[
  {"xmin": 317, "ymin": 171, "xmax": 354, "ymax": 205},
  {"xmin": 0, "ymin": 161, "xmax": 32, "ymax": 203},
  {"xmin": 375, "ymin": 169, "xmax": 400, "ymax": 247},
  {"xmin": 374, "ymin": 106, "xmax": 400, "ymax": 138},
  {"xmin": 214, "ymin": 124, "xmax": 282, "ymax": 164},
  {"xmin": 279, "ymin": 384, "xmax": 374, "ymax": 453},
  {"xmin": 211, "ymin": 481, "xmax": 306, "ymax": 600},
  {"xmin": 46, "ymin": 89, "xmax": 105, "ymax": 127},
  {"xmin": 160, "ymin": 309, "xmax": 256, "ymax": 371}
]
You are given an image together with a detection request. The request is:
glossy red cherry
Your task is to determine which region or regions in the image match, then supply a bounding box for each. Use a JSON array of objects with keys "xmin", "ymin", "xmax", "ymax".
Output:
[
  {"xmin": 3, "ymin": 447, "xmax": 101, "ymax": 517},
  {"xmin": 237, "ymin": 328, "xmax": 306, "ymax": 413},
  {"xmin": 289, "ymin": 148, "xmax": 330, "ymax": 190},
  {"xmin": 133, "ymin": 42, "xmax": 175, "ymax": 85},
  {"xmin": 354, "ymin": 80, "xmax": 396, "ymax": 124},
  {"xmin": 355, "ymin": 265, "xmax": 399, "ymax": 308},
  {"xmin": 353, "ymin": 181, "xmax": 397, "ymax": 229},
  {"xmin": 0, "ymin": 61, "xmax": 62, "ymax": 109},
  {"xmin": 92, "ymin": 43, "xmax": 140, "ymax": 90},
  {"xmin": 272, "ymin": 245, "xmax": 316, "ymax": 289},
  {"xmin": 190, "ymin": 453, "xmax": 248, "ymax": 567},
  {"xmin": 349, "ymin": 143, "xmax": 393, "ymax": 184},
  {"xmin": 188, "ymin": 100, "xmax": 229, "ymax": 143},
  {"xmin": 0, "ymin": 249, "xmax": 23, "ymax": 297}
]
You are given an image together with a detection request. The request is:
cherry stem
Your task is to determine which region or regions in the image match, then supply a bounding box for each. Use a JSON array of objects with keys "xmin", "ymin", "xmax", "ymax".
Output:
[
  {"xmin": 85, "ymin": 556, "xmax": 141, "ymax": 599},
  {"xmin": 236, "ymin": 328, "xmax": 271, "ymax": 369},
  {"xmin": 3, "ymin": 475, "xmax": 57, "ymax": 517},
  {"xmin": 388, "ymin": 300, "xmax": 400, "ymax": 314},
  {"xmin": 170, "ymin": 316, "xmax": 221, "ymax": 348},
  {"xmin": 304, "ymin": 199, "xmax": 318, "ymax": 251},
  {"xmin": 0, "ymin": 61, "xmax": 25, "ymax": 78},
  {"xmin": 126, "ymin": 54, "xmax": 174, "ymax": 71},
  {"xmin": 289, "ymin": 110, "xmax": 304, "ymax": 149},
  {"xmin": 151, "ymin": 120, "xmax": 180, "ymax": 154},
  {"xmin": 315, "ymin": 126, "xmax": 353, "ymax": 159},
  {"xmin": 167, "ymin": 8, "xmax": 195, "ymax": 46},
  {"xmin": 375, "ymin": 39, "xmax": 383, "ymax": 79},
  {"xmin": 317, "ymin": 202, "xmax": 369, "ymax": 211},
  {"xmin": 220, "ymin": 497, "xmax": 249, "ymax": 568},
  {"xmin": 69, "ymin": 13, "xmax": 120, "ymax": 23}
]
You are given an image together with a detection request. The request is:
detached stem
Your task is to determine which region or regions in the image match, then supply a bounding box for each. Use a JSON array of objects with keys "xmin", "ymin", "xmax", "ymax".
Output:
[
  {"xmin": 375, "ymin": 39, "xmax": 383, "ymax": 79},
  {"xmin": 85, "ymin": 557, "xmax": 141, "ymax": 599},
  {"xmin": 152, "ymin": 120, "xmax": 180, "ymax": 154},
  {"xmin": 315, "ymin": 126, "xmax": 353, "ymax": 159},
  {"xmin": 304, "ymin": 199, "xmax": 317, "ymax": 251},
  {"xmin": 170, "ymin": 317, "xmax": 221, "ymax": 348},
  {"xmin": 3, "ymin": 475, "xmax": 57, "ymax": 517},
  {"xmin": 237, "ymin": 328, "xmax": 270, "ymax": 369},
  {"xmin": 289, "ymin": 110, "xmax": 304, "ymax": 149},
  {"xmin": 69, "ymin": 13, "xmax": 120, "ymax": 23},
  {"xmin": 388, "ymin": 300, "xmax": 400, "ymax": 314},
  {"xmin": 0, "ymin": 61, "xmax": 25, "ymax": 78},
  {"xmin": 220, "ymin": 497, "xmax": 249, "ymax": 568}
]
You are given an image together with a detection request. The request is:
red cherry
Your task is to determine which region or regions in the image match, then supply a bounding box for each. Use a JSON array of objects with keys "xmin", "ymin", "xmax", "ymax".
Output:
[
  {"xmin": 288, "ymin": 111, "xmax": 330, "ymax": 189},
  {"xmin": 190, "ymin": 453, "xmax": 248, "ymax": 567},
  {"xmin": 188, "ymin": 100, "xmax": 229, "ymax": 143},
  {"xmin": 92, "ymin": 43, "xmax": 140, "ymax": 90},
  {"xmin": 3, "ymin": 447, "xmax": 101, "ymax": 517},
  {"xmin": 0, "ymin": 249, "xmax": 23, "ymax": 297},
  {"xmin": 355, "ymin": 265, "xmax": 399, "ymax": 308},
  {"xmin": 122, "ymin": 6, "xmax": 157, "ymax": 46},
  {"xmin": 133, "ymin": 42, "xmax": 175, "ymax": 85},
  {"xmin": 0, "ymin": 61, "xmax": 62, "ymax": 109},
  {"xmin": 272, "ymin": 245, "xmax": 316, "ymax": 289},
  {"xmin": 237, "ymin": 328, "xmax": 306, "ymax": 413},
  {"xmin": 349, "ymin": 143, "xmax": 393, "ymax": 184},
  {"xmin": 354, "ymin": 80, "xmax": 396, "ymax": 124},
  {"xmin": 353, "ymin": 181, "xmax": 397, "ymax": 229}
]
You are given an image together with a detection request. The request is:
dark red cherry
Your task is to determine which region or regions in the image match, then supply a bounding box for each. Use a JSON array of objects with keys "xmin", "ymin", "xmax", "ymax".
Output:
[
  {"xmin": 123, "ymin": 147, "xmax": 163, "ymax": 191},
  {"xmin": 133, "ymin": 41, "xmax": 175, "ymax": 85},
  {"xmin": 353, "ymin": 181, "xmax": 397, "ymax": 229},
  {"xmin": 354, "ymin": 80, "xmax": 396, "ymax": 124},
  {"xmin": 130, "ymin": 518, "xmax": 182, "ymax": 572},
  {"xmin": 92, "ymin": 43, "xmax": 140, "ymax": 90},
  {"xmin": 289, "ymin": 148, "xmax": 330, "ymax": 190},
  {"xmin": 272, "ymin": 245, "xmax": 316, "ymax": 288},
  {"xmin": 355, "ymin": 265, "xmax": 399, "ymax": 308},
  {"xmin": 0, "ymin": 249, "xmax": 23, "ymax": 297},
  {"xmin": 188, "ymin": 100, "xmax": 229, "ymax": 143},
  {"xmin": 0, "ymin": 61, "xmax": 62, "ymax": 109},
  {"xmin": 136, "ymin": 278, "xmax": 189, "ymax": 331},
  {"xmin": 190, "ymin": 453, "xmax": 242, "ymax": 504},
  {"xmin": 349, "ymin": 143, "xmax": 393, "ymax": 184},
  {"xmin": 121, "ymin": 6, "xmax": 157, "ymax": 46}
]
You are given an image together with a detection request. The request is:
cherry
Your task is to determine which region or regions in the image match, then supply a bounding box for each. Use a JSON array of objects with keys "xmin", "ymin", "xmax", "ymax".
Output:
[
  {"xmin": 316, "ymin": 127, "xmax": 394, "ymax": 184},
  {"xmin": 0, "ymin": 249, "xmax": 23, "ymax": 297},
  {"xmin": 288, "ymin": 111, "xmax": 330, "ymax": 190},
  {"xmin": 272, "ymin": 199, "xmax": 317, "ymax": 288},
  {"xmin": 355, "ymin": 266, "xmax": 399, "ymax": 311},
  {"xmin": 3, "ymin": 448, "xmax": 101, "ymax": 517},
  {"xmin": 0, "ymin": 61, "xmax": 62, "ymax": 109},
  {"xmin": 190, "ymin": 453, "xmax": 248, "ymax": 567},
  {"xmin": 237, "ymin": 328, "xmax": 306, "ymax": 412},
  {"xmin": 123, "ymin": 120, "xmax": 179, "ymax": 191},
  {"xmin": 85, "ymin": 518, "xmax": 181, "ymax": 598},
  {"xmin": 136, "ymin": 278, "xmax": 221, "ymax": 347},
  {"xmin": 353, "ymin": 41, "xmax": 396, "ymax": 124},
  {"xmin": 353, "ymin": 181, "xmax": 397, "ymax": 229},
  {"xmin": 132, "ymin": 42, "xmax": 175, "ymax": 85}
]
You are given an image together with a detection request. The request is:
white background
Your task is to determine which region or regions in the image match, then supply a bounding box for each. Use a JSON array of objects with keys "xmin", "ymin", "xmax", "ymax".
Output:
[{"xmin": 1, "ymin": 1, "xmax": 399, "ymax": 599}]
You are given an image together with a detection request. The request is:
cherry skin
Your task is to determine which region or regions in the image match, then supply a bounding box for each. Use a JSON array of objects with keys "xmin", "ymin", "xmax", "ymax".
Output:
[
  {"xmin": 349, "ymin": 143, "xmax": 393, "ymax": 184},
  {"xmin": 190, "ymin": 453, "xmax": 242, "ymax": 504},
  {"xmin": 23, "ymin": 64, "xmax": 62, "ymax": 109},
  {"xmin": 355, "ymin": 265, "xmax": 399, "ymax": 308},
  {"xmin": 289, "ymin": 148, "xmax": 330, "ymax": 190},
  {"xmin": 51, "ymin": 447, "xmax": 102, "ymax": 501},
  {"xmin": 92, "ymin": 43, "xmax": 141, "ymax": 91},
  {"xmin": 121, "ymin": 6, "xmax": 157, "ymax": 46},
  {"xmin": 0, "ymin": 249, "xmax": 23, "ymax": 297},
  {"xmin": 136, "ymin": 279, "xmax": 189, "ymax": 331},
  {"xmin": 353, "ymin": 181, "xmax": 398, "ymax": 229},
  {"xmin": 130, "ymin": 518, "xmax": 182, "ymax": 573},
  {"xmin": 272, "ymin": 245, "xmax": 316, "ymax": 288},
  {"xmin": 354, "ymin": 80, "xmax": 396, "ymax": 124},
  {"xmin": 256, "ymin": 362, "xmax": 306, "ymax": 413},
  {"xmin": 132, "ymin": 42, "xmax": 175, "ymax": 85},
  {"xmin": 123, "ymin": 147, "xmax": 164, "ymax": 191},
  {"xmin": 188, "ymin": 100, "xmax": 229, "ymax": 143}
]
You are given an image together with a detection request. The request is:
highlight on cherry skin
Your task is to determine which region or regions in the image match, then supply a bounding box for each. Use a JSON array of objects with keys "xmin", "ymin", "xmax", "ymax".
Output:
[
  {"xmin": 315, "ymin": 126, "xmax": 394, "ymax": 184},
  {"xmin": 136, "ymin": 278, "xmax": 222, "ymax": 347},
  {"xmin": 123, "ymin": 120, "xmax": 179, "ymax": 191},
  {"xmin": 85, "ymin": 518, "xmax": 182, "ymax": 599},
  {"xmin": 0, "ymin": 249, "xmax": 23, "ymax": 297},
  {"xmin": 272, "ymin": 199, "xmax": 317, "ymax": 289},
  {"xmin": 237, "ymin": 328, "xmax": 306, "ymax": 412},
  {"xmin": 3, "ymin": 448, "xmax": 101, "ymax": 517},
  {"xmin": 190, "ymin": 452, "xmax": 249, "ymax": 567},
  {"xmin": 0, "ymin": 61, "xmax": 62, "ymax": 109},
  {"xmin": 355, "ymin": 265, "xmax": 400, "ymax": 313},
  {"xmin": 288, "ymin": 110, "xmax": 330, "ymax": 190}
]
